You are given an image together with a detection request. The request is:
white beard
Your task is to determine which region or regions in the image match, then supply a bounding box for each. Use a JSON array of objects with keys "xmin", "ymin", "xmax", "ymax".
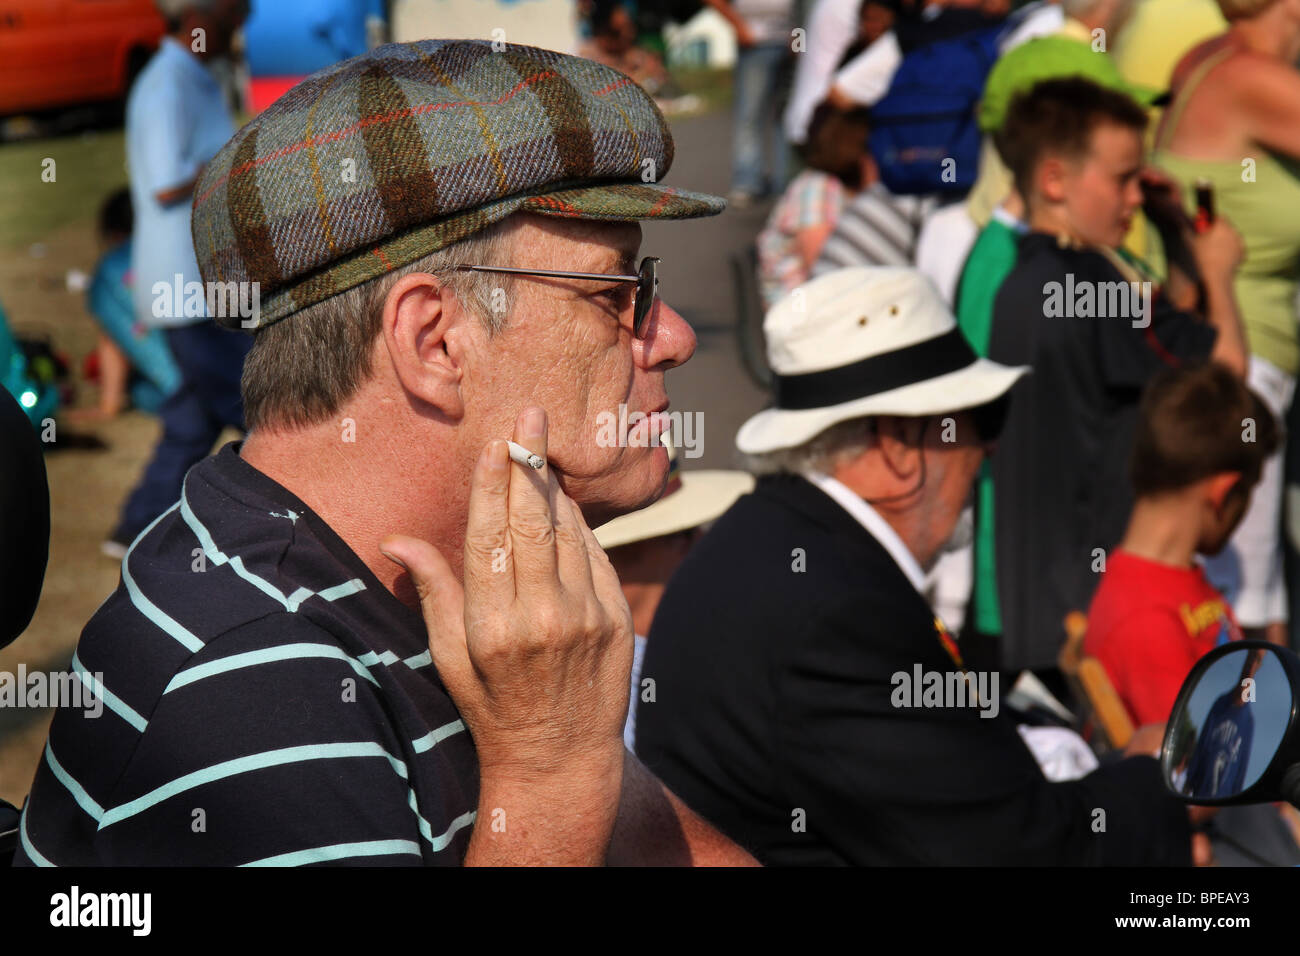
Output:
[{"xmin": 939, "ymin": 504, "xmax": 975, "ymax": 555}]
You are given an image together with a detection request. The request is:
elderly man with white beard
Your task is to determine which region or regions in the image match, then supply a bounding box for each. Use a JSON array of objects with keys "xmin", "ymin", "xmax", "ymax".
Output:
[{"xmin": 634, "ymin": 266, "xmax": 1197, "ymax": 866}]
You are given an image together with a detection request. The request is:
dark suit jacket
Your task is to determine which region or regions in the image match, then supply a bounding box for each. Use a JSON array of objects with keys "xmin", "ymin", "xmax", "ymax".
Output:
[{"xmin": 635, "ymin": 472, "xmax": 1192, "ymax": 865}]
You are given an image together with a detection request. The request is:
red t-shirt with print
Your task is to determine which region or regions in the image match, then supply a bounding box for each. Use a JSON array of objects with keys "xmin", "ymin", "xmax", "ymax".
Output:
[{"xmin": 1083, "ymin": 549, "xmax": 1243, "ymax": 726}]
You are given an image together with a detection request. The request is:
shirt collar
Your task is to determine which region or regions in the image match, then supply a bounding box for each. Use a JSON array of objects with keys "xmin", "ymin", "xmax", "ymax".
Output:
[
  {"xmin": 160, "ymin": 35, "xmax": 212, "ymax": 81},
  {"xmin": 800, "ymin": 469, "xmax": 928, "ymax": 594},
  {"xmin": 992, "ymin": 204, "xmax": 1027, "ymax": 234}
]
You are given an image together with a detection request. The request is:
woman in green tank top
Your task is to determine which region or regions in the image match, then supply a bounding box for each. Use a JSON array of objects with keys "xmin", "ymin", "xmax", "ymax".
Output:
[
  {"xmin": 1152, "ymin": 0, "xmax": 1300, "ymax": 642},
  {"xmin": 1154, "ymin": 7, "xmax": 1300, "ymax": 376}
]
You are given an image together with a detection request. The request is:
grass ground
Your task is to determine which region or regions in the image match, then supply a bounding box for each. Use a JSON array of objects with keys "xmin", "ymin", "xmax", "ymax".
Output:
[
  {"xmin": 0, "ymin": 124, "xmax": 190, "ymax": 807},
  {"xmin": 0, "ymin": 129, "xmax": 128, "ymax": 249}
]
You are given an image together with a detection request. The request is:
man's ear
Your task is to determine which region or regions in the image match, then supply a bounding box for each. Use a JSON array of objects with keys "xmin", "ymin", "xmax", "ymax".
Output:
[
  {"xmin": 381, "ymin": 272, "xmax": 470, "ymax": 419},
  {"xmin": 874, "ymin": 415, "xmax": 925, "ymax": 480},
  {"xmin": 1205, "ymin": 471, "xmax": 1244, "ymax": 511}
]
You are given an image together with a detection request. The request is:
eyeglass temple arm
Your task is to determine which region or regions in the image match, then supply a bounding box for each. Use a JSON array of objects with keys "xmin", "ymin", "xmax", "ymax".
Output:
[{"xmin": 455, "ymin": 264, "xmax": 640, "ymax": 282}]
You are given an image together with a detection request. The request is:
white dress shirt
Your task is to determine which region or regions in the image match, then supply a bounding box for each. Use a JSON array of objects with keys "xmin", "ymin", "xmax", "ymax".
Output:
[{"xmin": 801, "ymin": 468, "xmax": 927, "ymax": 594}]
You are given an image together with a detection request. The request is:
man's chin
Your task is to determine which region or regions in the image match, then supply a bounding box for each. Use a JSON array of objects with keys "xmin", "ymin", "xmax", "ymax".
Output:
[{"xmin": 582, "ymin": 446, "xmax": 672, "ymax": 528}]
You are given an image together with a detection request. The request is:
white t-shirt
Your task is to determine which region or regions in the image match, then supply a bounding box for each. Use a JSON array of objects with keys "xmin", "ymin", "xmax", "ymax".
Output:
[
  {"xmin": 832, "ymin": 29, "xmax": 902, "ymax": 107},
  {"xmin": 832, "ymin": 1, "xmax": 1065, "ymax": 107},
  {"xmin": 734, "ymin": 0, "xmax": 798, "ymax": 44},
  {"xmin": 914, "ymin": 201, "xmax": 980, "ymax": 306},
  {"xmin": 623, "ymin": 633, "xmax": 648, "ymax": 751},
  {"xmin": 782, "ymin": 0, "xmax": 861, "ymax": 143}
]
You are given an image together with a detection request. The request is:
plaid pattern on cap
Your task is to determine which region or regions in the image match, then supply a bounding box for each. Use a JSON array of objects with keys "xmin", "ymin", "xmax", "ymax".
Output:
[{"xmin": 193, "ymin": 39, "xmax": 726, "ymax": 331}]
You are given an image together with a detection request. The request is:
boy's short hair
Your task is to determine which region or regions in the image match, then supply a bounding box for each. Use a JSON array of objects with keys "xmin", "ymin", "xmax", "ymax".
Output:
[
  {"xmin": 994, "ymin": 76, "xmax": 1148, "ymax": 201},
  {"xmin": 1130, "ymin": 361, "xmax": 1280, "ymax": 497}
]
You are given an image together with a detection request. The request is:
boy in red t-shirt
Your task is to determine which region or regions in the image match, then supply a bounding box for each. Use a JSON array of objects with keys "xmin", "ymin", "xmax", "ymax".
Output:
[{"xmin": 1085, "ymin": 361, "xmax": 1279, "ymax": 726}]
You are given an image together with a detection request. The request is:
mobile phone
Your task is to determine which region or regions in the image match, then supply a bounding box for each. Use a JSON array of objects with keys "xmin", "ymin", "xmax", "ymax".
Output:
[{"xmin": 1195, "ymin": 179, "xmax": 1215, "ymax": 233}]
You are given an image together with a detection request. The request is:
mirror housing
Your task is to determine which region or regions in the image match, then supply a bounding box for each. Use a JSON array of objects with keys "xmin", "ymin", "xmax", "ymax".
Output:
[{"xmin": 1162, "ymin": 640, "xmax": 1300, "ymax": 807}]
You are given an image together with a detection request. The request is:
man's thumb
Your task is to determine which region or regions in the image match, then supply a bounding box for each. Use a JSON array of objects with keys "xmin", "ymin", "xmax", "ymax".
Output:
[{"xmin": 380, "ymin": 534, "xmax": 464, "ymax": 641}]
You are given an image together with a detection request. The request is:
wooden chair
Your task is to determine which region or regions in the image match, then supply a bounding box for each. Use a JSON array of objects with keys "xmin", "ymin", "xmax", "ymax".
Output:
[{"xmin": 1058, "ymin": 611, "xmax": 1135, "ymax": 752}]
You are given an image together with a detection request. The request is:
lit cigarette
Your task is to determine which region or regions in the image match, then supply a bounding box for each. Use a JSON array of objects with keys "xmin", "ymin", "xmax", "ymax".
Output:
[{"xmin": 506, "ymin": 440, "xmax": 545, "ymax": 470}]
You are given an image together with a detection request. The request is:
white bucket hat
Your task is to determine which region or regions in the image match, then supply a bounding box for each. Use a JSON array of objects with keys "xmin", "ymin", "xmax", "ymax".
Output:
[
  {"xmin": 736, "ymin": 266, "xmax": 1030, "ymax": 455},
  {"xmin": 594, "ymin": 439, "xmax": 754, "ymax": 550}
]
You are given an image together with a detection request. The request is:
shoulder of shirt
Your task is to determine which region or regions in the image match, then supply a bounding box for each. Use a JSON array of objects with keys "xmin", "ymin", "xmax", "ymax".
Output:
[
  {"xmin": 1004, "ymin": 234, "xmax": 1111, "ymax": 284},
  {"xmin": 83, "ymin": 452, "xmax": 388, "ymax": 675},
  {"xmin": 1088, "ymin": 560, "xmax": 1193, "ymax": 645}
]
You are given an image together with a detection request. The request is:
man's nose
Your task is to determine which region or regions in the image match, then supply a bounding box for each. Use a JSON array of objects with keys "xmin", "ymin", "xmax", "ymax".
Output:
[{"xmin": 635, "ymin": 298, "xmax": 696, "ymax": 370}]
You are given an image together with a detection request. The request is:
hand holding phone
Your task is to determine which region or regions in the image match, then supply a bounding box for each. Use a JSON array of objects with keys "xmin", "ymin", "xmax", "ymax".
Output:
[{"xmin": 1195, "ymin": 179, "xmax": 1215, "ymax": 234}]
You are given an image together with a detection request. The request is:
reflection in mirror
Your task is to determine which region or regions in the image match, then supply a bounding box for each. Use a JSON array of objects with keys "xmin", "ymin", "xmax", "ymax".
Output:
[{"xmin": 1166, "ymin": 647, "xmax": 1291, "ymax": 801}]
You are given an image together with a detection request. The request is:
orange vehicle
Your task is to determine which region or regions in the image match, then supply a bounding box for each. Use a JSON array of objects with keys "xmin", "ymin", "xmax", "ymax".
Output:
[{"xmin": 0, "ymin": 0, "xmax": 166, "ymax": 115}]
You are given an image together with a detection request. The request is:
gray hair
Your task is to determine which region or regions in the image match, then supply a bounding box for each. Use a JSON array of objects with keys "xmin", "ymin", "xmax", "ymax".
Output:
[
  {"xmin": 742, "ymin": 416, "xmax": 875, "ymax": 477},
  {"xmin": 241, "ymin": 217, "xmax": 519, "ymax": 433}
]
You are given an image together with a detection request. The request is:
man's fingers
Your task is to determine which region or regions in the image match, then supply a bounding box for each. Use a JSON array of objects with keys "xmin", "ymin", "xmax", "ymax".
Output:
[
  {"xmin": 380, "ymin": 533, "xmax": 470, "ymax": 682},
  {"xmin": 508, "ymin": 406, "xmax": 560, "ymax": 592},
  {"xmin": 552, "ymin": 481, "xmax": 596, "ymax": 597},
  {"xmin": 463, "ymin": 438, "xmax": 514, "ymax": 608},
  {"xmin": 571, "ymin": 497, "xmax": 633, "ymax": 630}
]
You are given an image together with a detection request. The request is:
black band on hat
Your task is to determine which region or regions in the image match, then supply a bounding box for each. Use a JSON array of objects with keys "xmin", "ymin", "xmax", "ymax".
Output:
[{"xmin": 772, "ymin": 328, "xmax": 978, "ymax": 411}]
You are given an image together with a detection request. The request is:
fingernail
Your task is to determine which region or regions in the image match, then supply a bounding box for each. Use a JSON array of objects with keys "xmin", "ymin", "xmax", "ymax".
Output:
[
  {"xmin": 380, "ymin": 548, "xmax": 406, "ymax": 569},
  {"xmin": 485, "ymin": 439, "xmax": 507, "ymax": 472},
  {"xmin": 523, "ymin": 407, "xmax": 545, "ymax": 439}
]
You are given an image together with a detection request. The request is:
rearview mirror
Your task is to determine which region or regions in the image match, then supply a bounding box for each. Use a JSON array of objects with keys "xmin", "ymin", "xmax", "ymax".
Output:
[{"xmin": 1162, "ymin": 640, "xmax": 1300, "ymax": 807}]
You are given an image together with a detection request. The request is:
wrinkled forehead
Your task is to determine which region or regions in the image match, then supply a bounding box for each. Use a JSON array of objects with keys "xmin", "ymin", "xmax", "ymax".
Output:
[{"xmin": 514, "ymin": 213, "xmax": 642, "ymax": 271}]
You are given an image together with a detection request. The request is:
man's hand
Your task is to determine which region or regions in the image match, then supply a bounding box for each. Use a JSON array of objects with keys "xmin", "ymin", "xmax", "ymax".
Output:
[{"xmin": 382, "ymin": 406, "xmax": 633, "ymax": 865}]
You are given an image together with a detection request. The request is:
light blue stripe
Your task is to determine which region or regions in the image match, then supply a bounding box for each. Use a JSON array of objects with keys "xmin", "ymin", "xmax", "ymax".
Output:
[
  {"xmin": 359, "ymin": 650, "xmax": 399, "ymax": 668},
  {"xmin": 317, "ymin": 579, "xmax": 365, "ymax": 602},
  {"xmin": 19, "ymin": 806, "xmax": 54, "ymax": 867},
  {"xmin": 412, "ymin": 719, "xmax": 466, "ymax": 754},
  {"xmin": 164, "ymin": 643, "xmax": 380, "ymax": 694},
  {"xmin": 180, "ymin": 478, "xmax": 365, "ymax": 613},
  {"xmin": 98, "ymin": 741, "xmax": 409, "ymax": 830},
  {"xmin": 44, "ymin": 743, "xmax": 105, "ymax": 823},
  {"xmin": 72, "ymin": 655, "xmax": 146, "ymax": 732},
  {"xmin": 403, "ymin": 649, "xmax": 432, "ymax": 670},
  {"xmin": 121, "ymin": 503, "xmax": 204, "ymax": 653},
  {"xmin": 239, "ymin": 839, "xmax": 421, "ymax": 867},
  {"xmin": 430, "ymin": 809, "xmax": 476, "ymax": 852}
]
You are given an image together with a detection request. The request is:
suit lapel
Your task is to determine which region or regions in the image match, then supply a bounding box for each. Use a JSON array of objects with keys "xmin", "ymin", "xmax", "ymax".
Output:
[{"xmin": 754, "ymin": 473, "xmax": 920, "ymax": 594}]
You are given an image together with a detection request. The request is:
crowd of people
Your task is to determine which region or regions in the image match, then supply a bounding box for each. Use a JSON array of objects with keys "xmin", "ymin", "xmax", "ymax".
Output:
[
  {"xmin": 4, "ymin": 0, "xmax": 1300, "ymax": 867},
  {"xmin": 653, "ymin": 0, "xmax": 1300, "ymax": 863}
]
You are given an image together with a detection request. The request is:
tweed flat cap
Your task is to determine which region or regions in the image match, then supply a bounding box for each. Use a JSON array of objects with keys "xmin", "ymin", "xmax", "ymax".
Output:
[{"xmin": 193, "ymin": 38, "xmax": 726, "ymax": 331}]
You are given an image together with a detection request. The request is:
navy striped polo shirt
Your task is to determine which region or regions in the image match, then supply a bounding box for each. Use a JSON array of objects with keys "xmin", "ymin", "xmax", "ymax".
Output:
[{"xmin": 15, "ymin": 442, "xmax": 478, "ymax": 866}]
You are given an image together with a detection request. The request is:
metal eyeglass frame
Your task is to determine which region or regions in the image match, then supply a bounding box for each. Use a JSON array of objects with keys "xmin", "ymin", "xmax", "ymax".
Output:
[{"xmin": 451, "ymin": 256, "xmax": 660, "ymax": 338}]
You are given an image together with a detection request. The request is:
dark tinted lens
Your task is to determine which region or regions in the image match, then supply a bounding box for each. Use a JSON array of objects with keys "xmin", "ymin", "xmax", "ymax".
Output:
[{"xmin": 634, "ymin": 257, "xmax": 658, "ymax": 337}]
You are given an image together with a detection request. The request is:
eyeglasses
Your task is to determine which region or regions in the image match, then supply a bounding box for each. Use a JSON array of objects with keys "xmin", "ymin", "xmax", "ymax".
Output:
[{"xmin": 452, "ymin": 256, "xmax": 661, "ymax": 339}]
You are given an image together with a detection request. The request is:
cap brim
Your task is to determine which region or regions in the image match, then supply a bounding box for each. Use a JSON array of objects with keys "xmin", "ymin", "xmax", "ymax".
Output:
[
  {"xmin": 522, "ymin": 180, "xmax": 727, "ymax": 221},
  {"xmin": 736, "ymin": 359, "xmax": 1030, "ymax": 455},
  {"xmin": 594, "ymin": 470, "xmax": 755, "ymax": 550}
]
